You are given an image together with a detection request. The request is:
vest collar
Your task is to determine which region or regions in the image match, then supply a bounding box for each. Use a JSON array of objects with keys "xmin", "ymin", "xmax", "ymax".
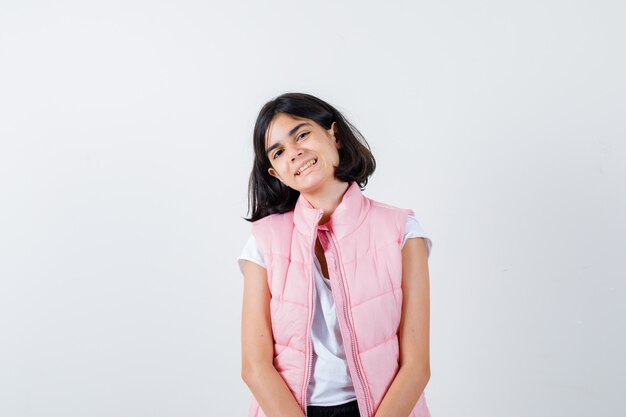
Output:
[{"xmin": 293, "ymin": 181, "xmax": 371, "ymax": 239}]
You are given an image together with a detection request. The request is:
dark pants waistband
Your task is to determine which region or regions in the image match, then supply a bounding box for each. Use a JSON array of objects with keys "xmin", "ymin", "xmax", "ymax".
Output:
[{"xmin": 306, "ymin": 399, "xmax": 360, "ymax": 417}]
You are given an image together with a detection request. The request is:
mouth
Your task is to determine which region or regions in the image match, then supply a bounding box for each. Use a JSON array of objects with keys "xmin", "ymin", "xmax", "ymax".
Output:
[{"xmin": 295, "ymin": 159, "xmax": 317, "ymax": 176}]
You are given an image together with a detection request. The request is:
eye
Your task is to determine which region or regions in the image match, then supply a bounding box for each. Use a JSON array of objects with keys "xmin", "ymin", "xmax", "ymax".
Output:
[{"xmin": 272, "ymin": 132, "xmax": 310, "ymax": 159}]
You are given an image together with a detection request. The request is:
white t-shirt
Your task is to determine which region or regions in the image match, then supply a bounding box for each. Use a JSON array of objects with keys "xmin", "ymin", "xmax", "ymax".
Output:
[{"xmin": 237, "ymin": 215, "xmax": 432, "ymax": 406}]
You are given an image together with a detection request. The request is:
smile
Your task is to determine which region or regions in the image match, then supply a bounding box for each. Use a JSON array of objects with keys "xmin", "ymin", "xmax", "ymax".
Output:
[{"xmin": 295, "ymin": 159, "xmax": 317, "ymax": 176}]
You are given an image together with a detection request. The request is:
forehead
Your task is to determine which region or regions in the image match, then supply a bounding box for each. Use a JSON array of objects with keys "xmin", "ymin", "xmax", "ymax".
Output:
[{"xmin": 265, "ymin": 113, "xmax": 313, "ymax": 148}]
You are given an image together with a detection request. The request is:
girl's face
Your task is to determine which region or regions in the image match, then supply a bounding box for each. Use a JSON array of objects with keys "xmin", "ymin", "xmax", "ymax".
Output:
[{"xmin": 265, "ymin": 113, "xmax": 342, "ymax": 194}]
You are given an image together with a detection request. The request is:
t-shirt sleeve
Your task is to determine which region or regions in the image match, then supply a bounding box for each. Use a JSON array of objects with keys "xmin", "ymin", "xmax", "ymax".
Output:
[
  {"xmin": 401, "ymin": 215, "xmax": 433, "ymax": 258},
  {"xmin": 237, "ymin": 234, "xmax": 267, "ymax": 275}
]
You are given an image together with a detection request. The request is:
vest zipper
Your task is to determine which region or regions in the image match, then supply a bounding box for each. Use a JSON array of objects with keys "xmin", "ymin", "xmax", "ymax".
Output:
[
  {"xmin": 302, "ymin": 209, "xmax": 324, "ymax": 417},
  {"xmin": 324, "ymin": 230, "xmax": 373, "ymax": 417}
]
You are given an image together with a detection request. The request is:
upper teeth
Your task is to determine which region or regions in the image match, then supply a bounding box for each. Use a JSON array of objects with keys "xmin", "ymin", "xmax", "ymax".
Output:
[{"xmin": 297, "ymin": 159, "xmax": 316, "ymax": 175}]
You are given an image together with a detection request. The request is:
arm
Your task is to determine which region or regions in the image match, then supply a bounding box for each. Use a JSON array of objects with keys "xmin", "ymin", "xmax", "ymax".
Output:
[
  {"xmin": 241, "ymin": 260, "xmax": 306, "ymax": 417},
  {"xmin": 374, "ymin": 237, "xmax": 431, "ymax": 417}
]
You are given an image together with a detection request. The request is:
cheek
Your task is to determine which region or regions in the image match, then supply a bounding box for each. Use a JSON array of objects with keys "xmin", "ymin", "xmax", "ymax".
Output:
[{"xmin": 273, "ymin": 162, "xmax": 290, "ymax": 177}]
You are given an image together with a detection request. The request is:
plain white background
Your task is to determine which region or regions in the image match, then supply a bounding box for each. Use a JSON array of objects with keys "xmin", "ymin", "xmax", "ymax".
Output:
[{"xmin": 1, "ymin": 1, "xmax": 625, "ymax": 416}]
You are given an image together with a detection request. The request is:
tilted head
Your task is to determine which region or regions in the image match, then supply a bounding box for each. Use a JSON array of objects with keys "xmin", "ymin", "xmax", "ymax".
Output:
[{"xmin": 245, "ymin": 92, "xmax": 376, "ymax": 222}]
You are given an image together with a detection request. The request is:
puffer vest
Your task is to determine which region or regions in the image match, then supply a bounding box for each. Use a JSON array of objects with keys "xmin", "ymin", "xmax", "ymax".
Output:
[{"xmin": 248, "ymin": 181, "xmax": 430, "ymax": 417}]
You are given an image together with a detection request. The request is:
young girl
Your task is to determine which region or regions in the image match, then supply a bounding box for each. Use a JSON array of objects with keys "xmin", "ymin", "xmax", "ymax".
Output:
[{"xmin": 238, "ymin": 93, "xmax": 432, "ymax": 417}]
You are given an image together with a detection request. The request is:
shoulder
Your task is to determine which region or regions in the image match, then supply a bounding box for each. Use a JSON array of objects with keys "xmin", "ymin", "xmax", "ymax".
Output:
[
  {"xmin": 366, "ymin": 194, "xmax": 415, "ymax": 216},
  {"xmin": 401, "ymin": 214, "xmax": 432, "ymax": 258},
  {"xmin": 250, "ymin": 211, "xmax": 295, "ymax": 253},
  {"xmin": 368, "ymin": 197, "xmax": 415, "ymax": 224},
  {"xmin": 237, "ymin": 234, "xmax": 266, "ymax": 274},
  {"xmin": 360, "ymin": 198, "xmax": 415, "ymax": 244},
  {"xmin": 251, "ymin": 211, "xmax": 294, "ymax": 233}
]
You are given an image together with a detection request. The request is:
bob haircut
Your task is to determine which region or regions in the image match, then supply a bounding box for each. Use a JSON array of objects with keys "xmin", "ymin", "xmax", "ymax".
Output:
[{"xmin": 244, "ymin": 92, "xmax": 376, "ymax": 222}]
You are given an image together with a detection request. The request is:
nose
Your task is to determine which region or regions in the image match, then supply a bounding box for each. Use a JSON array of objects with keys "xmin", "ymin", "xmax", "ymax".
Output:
[{"xmin": 288, "ymin": 148, "xmax": 303, "ymax": 163}]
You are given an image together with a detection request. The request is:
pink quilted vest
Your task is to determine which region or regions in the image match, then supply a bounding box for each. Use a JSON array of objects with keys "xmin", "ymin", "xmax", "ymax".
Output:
[{"xmin": 248, "ymin": 181, "xmax": 431, "ymax": 417}]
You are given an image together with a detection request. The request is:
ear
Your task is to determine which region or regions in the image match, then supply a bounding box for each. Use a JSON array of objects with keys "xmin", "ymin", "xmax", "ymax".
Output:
[
  {"xmin": 268, "ymin": 167, "xmax": 284, "ymax": 183},
  {"xmin": 330, "ymin": 122, "xmax": 341, "ymax": 149}
]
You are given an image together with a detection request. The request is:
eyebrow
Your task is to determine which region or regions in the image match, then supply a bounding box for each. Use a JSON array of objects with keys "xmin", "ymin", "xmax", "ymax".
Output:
[{"xmin": 265, "ymin": 122, "xmax": 311, "ymax": 156}]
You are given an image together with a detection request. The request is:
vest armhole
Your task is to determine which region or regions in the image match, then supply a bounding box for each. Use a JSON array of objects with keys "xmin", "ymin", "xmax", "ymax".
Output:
[{"xmin": 398, "ymin": 208, "xmax": 416, "ymax": 247}]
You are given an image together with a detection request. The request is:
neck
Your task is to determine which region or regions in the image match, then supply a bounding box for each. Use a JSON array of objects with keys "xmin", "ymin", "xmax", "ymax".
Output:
[{"xmin": 300, "ymin": 180, "xmax": 351, "ymax": 225}]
